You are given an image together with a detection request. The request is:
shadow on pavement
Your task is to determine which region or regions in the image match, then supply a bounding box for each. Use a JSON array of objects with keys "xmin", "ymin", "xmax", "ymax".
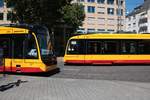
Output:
[
  {"xmin": 1, "ymin": 68, "xmax": 60, "ymax": 77},
  {"xmin": 0, "ymin": 80, "xmax": 28, "ymax": 92}
]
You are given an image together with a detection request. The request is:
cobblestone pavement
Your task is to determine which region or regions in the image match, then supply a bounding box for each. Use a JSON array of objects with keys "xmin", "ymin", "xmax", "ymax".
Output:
[
  {"xmin": 0, "ymin": 75, "xmax": 150, "ymax": 100},
  {"xmin": 0, "ymin": 57, "xmax": 150, "ymax": 100}
]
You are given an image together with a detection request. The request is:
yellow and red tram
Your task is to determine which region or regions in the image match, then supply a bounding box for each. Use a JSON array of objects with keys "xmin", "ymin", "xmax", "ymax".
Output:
[
  {"xmin": 0, "ymin": 24, "xmax": 57, "ymax": 73},
  {"xmin": 64, "ymin": 33, "xmax": 150, "ymax": 65}
]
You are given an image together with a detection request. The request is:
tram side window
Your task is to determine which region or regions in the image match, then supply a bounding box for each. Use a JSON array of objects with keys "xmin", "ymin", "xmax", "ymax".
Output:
[
  {"xmin": 24, "ymin": 35, "xmax": 38, "ymax": 59},
  {"xmin": 67, "ymin": 39, "xmax": 85, "ymax": 54},
  {"xmin": 13, "ymin": 35, "xmax": 38, "ymax": 59},
  {"xmin": 103, "ymin": 41, "xmax": 118, "ymax": 54},
  {"xmin": 120, "ymin": 41, "xmax": 137, "ymax": 54},
  {"xmin": 13, "ymin": 37, "xmax": 24, "ymax": 58},
  {"xmin": 87, "ymin": 40, "xmax": 102, "ymax": 54},
  {"xmin": 138, "ymin": 40, "xmax": 150, "ymax": 54}
]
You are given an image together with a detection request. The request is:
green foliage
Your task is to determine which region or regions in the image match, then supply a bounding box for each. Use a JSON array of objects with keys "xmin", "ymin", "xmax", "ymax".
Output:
[
  {"xmin": 61, "ymin": 3, "xmax": 85, "ymax": 31},
  {"xmin": 6, "ymin": 0, "xmax": 85, "ymax": 32},
  {"xmin": 6, "ymin": 0, "xmax": 68, "ymax": 26}
]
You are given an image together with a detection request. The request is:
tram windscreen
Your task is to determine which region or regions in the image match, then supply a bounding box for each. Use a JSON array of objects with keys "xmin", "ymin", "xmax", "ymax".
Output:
[{"xmin": 36, "ymin": 27, "xmax": 54, "ymax": 59}]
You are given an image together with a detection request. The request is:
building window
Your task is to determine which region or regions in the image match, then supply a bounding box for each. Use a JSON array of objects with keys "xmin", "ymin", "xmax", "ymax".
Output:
[
  {"xmin": 98, "ymin": 12, "xmax": 105, "ymax": 14},
  {"xmin": 133, "ymin": 15, "xmax": 136, "ymax": 19},
  {"xmin": 87, "ymin": 28, "xmax": 95, "ymax": 33},
  {"xmin": 88, "ymin": 6, "xmax": 95, "ymax": 13},
  {"xmin": 128, "ymin": 24, "xmax": 131, "ymax": 27},
  {"xmin": 117, "ymin": 9, "xmax": 123, "ymax": 16},
  {"xmin": 79, "ymin": 0, "xmax": 85, "ymax": 2},
  {"xmin": 97, "ymin": 29, "xmax": 105, "ymax": 32},
  {"xmin": 97, "ymin": 0, "xmax": 105, "ymax": 4},
  {"xmin": 139, "ymin": 26, "xmax": 147, "ymax": 33},
  {"xmin": 133, "ymin": 23, "xmax": 136, "ymax": 26},
  {"xmin": 141, "ymin": 12, "xmax": 147, "ymax": 17},
  {"xmin": 107, "ymin": 29, "xmax": 115, "ymax": 32},
  {"xmin": 139, "ymin": 18, "xmax": 148, "ymax": 24},
  {"xmin": 0, "ymin": 13, "xmax": 3, "ymax": 20},
  {"xmin": 107, "ymin": 8, "xmax": 114, "ymax": 15},
  {"xmin": 97, "ymin": 7, "xmax": 105, "ymax": 14},
  {"xmin": 107, "ymin": 0, "xmax": 114, "ymax": 5},
  {"xmin": 116, "ymin": 0, "xmax": 124, "ymax": 6},
  {"xmin": 88, "ymin": 0, "xmax": 95, "ymax": 3},
  {"xmin": 133, "ymin": 30, "xmax": 136, "ymax": 33}
]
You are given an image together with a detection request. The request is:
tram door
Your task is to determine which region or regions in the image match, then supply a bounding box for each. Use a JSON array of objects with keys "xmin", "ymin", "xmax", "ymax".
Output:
[
  {"xmin": 11, "ymin": 36, "xmax": 25, "ymax": 73},
  {"xmin": 0, "ymin": 38, "xmax": 12, "ymax": 72}
]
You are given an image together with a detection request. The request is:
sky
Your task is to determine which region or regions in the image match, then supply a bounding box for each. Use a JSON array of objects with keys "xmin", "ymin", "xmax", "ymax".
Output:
[{"xmin": 126, "ymin": 0, "xmax": 144, "ymax": 13}]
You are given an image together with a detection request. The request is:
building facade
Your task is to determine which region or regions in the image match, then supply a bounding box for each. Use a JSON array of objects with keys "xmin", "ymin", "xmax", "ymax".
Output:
[
  {"xmin": 126, "ymin": 0, "xmax": 150, "ymax": 33},
  {"xmin": 73, "ymin": 0, "xmax": 126, "ymax": 33}
]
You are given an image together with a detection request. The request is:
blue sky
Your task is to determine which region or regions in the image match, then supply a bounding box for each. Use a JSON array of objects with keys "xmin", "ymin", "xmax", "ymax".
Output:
[{"xmin": 126, "ymin": 0, "xmax": 144, "ymax": 13}]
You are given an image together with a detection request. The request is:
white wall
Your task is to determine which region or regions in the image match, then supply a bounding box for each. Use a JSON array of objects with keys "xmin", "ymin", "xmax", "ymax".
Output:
[
  {"xmin": 126, "ymin": 14, "xmax": 140, "ymax": 33},
  {"xmin": 148, "ymin": 9, "xmax": 150, "ymax": 33}
]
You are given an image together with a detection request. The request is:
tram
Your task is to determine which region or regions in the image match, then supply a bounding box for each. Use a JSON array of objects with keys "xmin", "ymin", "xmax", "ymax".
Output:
[
  {"xmin": 0, "ymin": 24, "xmax": 57, "ymax": 73},
  {"xmin": 64, "ymin": 33, "xmax": 150, "ymax": 65}
]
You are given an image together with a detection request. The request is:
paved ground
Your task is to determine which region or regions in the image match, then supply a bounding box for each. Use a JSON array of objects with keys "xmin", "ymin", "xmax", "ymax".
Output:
[
  {"xmin": 0, "ymin": 57, "xmax": 150, "ymax": 100},
  {"xmin": 53, "ymin": 58, "xmax": 150, "ymax": 83}
]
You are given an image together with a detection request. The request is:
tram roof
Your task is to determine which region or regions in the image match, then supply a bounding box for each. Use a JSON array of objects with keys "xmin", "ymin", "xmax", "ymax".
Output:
[
  {"xmin": 70, "ymin": 33, "xmax": 150, "ymax": 40},
  {"xmin": 0, "ymin": 26, "xmax": 29, "ymax": 34},
  {"xmin": 0, "ymin": 24, "xmax": 48, "ymax": 35}
]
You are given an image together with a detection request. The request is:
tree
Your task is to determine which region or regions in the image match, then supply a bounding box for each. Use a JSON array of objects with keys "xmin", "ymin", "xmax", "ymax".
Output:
[
  {"xmin": 5, "ymin": 0, "xmax": 72, "ymax": 26},
  {"xmin": 5, "ymin": 0, "xmax": 85, "ymax": 55},
  {"xmin": 5, "ymin": 0, "xmax": 85, "ymax": 31},
  {"xmin": 61, "ymin": 3, "xmax": 85, "ymax": 32}
]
